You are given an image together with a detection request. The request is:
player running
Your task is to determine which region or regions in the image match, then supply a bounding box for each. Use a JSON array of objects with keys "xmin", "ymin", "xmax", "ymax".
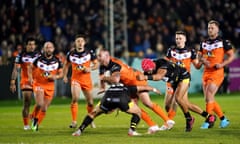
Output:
[
  {"xmin": 198, "ymin": 20, "xmax": 234, "ymax": 129},
  {"xmin": 63, "ymin": 34, "xmax": 98, "ymax": 128},
  {"xmin": 29, "ymin": 42, "xmax": 63, "ymax": 131},
  {"xmin": 10, "ymin": 38, "xmax": 39, "ymax": 130},
  {"xmin": 160, "ymin": 31, "xmax": 216, "ymax": 130}
]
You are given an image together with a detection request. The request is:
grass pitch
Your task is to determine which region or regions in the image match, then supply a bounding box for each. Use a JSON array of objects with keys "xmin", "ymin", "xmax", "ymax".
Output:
[{"xmin": 0, "ymin": 93, "xmax": 240, "ymax": 144}]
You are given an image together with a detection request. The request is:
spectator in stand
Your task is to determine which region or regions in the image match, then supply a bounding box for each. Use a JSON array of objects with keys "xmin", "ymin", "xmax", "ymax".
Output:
[{"xmin": 0, "ymin": 0, "xmax": 239, "ymax": 64}]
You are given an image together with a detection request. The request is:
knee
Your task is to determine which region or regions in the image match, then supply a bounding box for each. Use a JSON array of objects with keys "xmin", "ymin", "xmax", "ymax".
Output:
[
  {"xmin": 41, "ymin": 105, "xmax": 48, "ymax": 112},
  {"xmin": 35, "ymin": 104, "xmax": 41, "ymax": 110},
  {"xmin": 23, "ymin": 102, "xmax": 31, "ymax": 108},
  {"xmin": 175, "ymin": 97, "xmax": 182, "ymax": 105},
  {"xmin": 41, "ymin": 108, "xmax": 47, "ymax": 112}
]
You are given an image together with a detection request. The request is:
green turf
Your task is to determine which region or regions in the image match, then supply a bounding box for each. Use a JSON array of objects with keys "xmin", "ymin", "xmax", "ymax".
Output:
[{"xmin": 0, "ymin": 93, "xmax": 240, "ymax": 144}]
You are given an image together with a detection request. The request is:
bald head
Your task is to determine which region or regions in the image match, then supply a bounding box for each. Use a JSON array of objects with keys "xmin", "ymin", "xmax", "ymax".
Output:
[
  {"xmin": 97, "ymin": 48, "xmax": 110, "ymax": 66},
  {"xmin": 43, "ymin": 41, "xmax": 55, "ymax": 58}
]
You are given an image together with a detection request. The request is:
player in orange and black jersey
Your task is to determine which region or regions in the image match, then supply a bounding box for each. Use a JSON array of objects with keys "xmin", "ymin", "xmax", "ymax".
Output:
[
  {"xmin": 161, "ymin": 31, "xmax": 214, "ymax": 130},
  {"xmin": 164, "ymin": 31, "xmax": 198, "ymax": 121},
  {"xmin": 97, "ymin": 48, "xmax": 175, "ymax": 133},
  {"xmin": 198, "ymin": 20, "xmax": 234, "ymax": 129},
  {"xmin": 29, "ymin": 42, "xmax": 63, "ymax": 131},
  {"xmin": 63, "ymin": 34, "xmax": 98, "ymax": 129},
  {"xmin": 140, "ymin": 58, "xmax": 215, "ymax": 132},
  {"xmin": 10, "ymin": 37, "xmax": 40, "ymax": 130}
]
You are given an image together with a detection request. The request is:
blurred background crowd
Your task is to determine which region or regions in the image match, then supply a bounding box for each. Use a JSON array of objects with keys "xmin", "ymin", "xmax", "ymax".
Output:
[{"xmin": 0, "ymin": 0, "xmax": 240, "ymax": 65}]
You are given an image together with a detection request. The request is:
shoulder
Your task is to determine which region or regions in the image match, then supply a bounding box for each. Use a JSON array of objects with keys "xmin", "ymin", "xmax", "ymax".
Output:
[
  {"xmin": 109, "ymin": 59, "xmax": 121, "ymax": 69},
  {"xmin": 154, "ymin": 58, "xmax": 168, "ymax": 66},
  {"xmin": 154, "ymin": 58, "xmax": 166, "ymax": 63},
  {"xmin": 222, "ymin": 39, "xmax": 233, "ymax": 50},
  {"xmin": 188, "ymin": 47, "xmax": 197, "ymax": 54},
  {"xmin": 53, "ymin": 56, "xmax": 63, "ymax": 68},
  {"xmin": 167, "ymin": 47, "xmax": 174, "ymax": 51},
  {"xmin": 34, "ymin": 51, "xmax": 41, "ymax": 57},
  {"xmin": 34, "ymin": 55, "xmax": 43, "ymax": 61},
  {"xmin": 166, "ymin": 47, "xmax": 174, "ymax": 57},
  {"xmin": 89, "ymin": 49, "xmax": 97, "ymax": 59}
]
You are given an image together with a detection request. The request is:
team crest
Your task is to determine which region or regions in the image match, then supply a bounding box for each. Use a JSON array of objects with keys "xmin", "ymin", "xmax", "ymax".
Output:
[
  {"xmin": 43, "ymin": 71, "xmax": 50, "ymax": 77},
  {"xmin": 207, "ymin": 51, "xmax": 213, "ymax": 57},
  {"xmin": 77, "ymin": 65, "xmax": 84, "ymax": 70}
]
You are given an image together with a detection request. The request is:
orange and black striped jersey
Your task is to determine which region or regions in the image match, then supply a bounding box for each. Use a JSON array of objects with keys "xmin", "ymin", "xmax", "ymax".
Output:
[
  {"xmin": 15, "ymin": 51, "xmax": 40, "ymax": 84},
  {"xmin": 99, "ymin": 57, "xmax": 143, "ymax": 86},
  {"xmin": 166, "ymin": 47, "xmax": 197, "ymax": 73},
  {"xmin": 200, "ymin": 37, "xmax": 233, "ymax": 72},
  {"xmin": 32, "ymin": 55, "xmax": 62, "ymax": 89},
  {"xmin": 66, "ymin": 49, "xmax": 97, "ymax": 81}
]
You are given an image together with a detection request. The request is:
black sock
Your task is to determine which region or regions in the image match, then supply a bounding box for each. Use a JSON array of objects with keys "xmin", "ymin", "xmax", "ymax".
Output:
[
  {"xmin": 79, "ymin": 115, "xmax": 93, "ymax": 132},
  {"xmin": 220, "ymin": 116, "xmax": 225, "ymax": 120},
  {"xmin": 130, "ymin": 114, "xmax": 140, "ymax": 131},
  {"xmin": 184, "ymin": 112, "xmax": 191, "ymax": 119},
  {"xmin": 201, "ymin": 111, "xmax": 209, "ymax": 118}
]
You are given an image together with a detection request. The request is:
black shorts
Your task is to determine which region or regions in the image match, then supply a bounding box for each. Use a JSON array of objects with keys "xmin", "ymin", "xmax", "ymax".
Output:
[{"xmin": 100, "ymin": 86, "xmax": 131, "ymax": 113}]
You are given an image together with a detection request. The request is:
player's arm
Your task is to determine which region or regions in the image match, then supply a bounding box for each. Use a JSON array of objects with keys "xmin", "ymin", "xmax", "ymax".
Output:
[
  {"xmin": 196, "ymin": 52, "xmax": 210, "ymax": 68},
  {"xmin": 192, "ymin": 58, "xmax": 202, "ymax": 69},
  {"xmin": 48, "ymin": 68, "xmax": 64, "ymax": 80},
  {"xmin": 62, "ymin": 61, "xmax": 70, "ymax": 83},
  {"xmin": 101, "ymin": 71, "xmax": 120, "ymax": 84},
  {"xmin": 91, "ymin": 59, "xmax": 99, "ymax": 71},
  {"xmin": 98, "ymin": 74, "xmax": 106, "ymax": 94},
  {"xmin": 57, "ymin": 68, "xmax": 64, "ymax": 79},
  {"xmin": 164, "ymin": 47, "xmax": 172, "ymax": 61},
  {"xmin": 197, "ymin": 42, "xmax": 211, "ymax": 68},
  {"xmin": 150, "ymin": 68, "xmax": 167, "ymax": 81},
  {"xmin": 82, "ymin": 59, "xmax": 99, "ymax": 73},
  {"xmin": 136, "ymin": 85, "xmax": 161, "ymax": 95},
  {"xmin": 190, "ymin": 48, "xmax": 203, "ymax": 69},
  {"xmin": 98, "ymin": 71, "xmax": 120, "ymax": 94},
  {"xmin": 9, "ymin": 63, "xmax": 18, "ymax": 93},
  {"xmin": 84, "ymin": 50, "xmax": 99, "ymax": 72},
  {"xmin": 138, "ymin": 68, "xmax": 167, "ymax": 81},
  {"xmin": 215, "ymin": 49, "xmax": 235, "ymax": 69}
]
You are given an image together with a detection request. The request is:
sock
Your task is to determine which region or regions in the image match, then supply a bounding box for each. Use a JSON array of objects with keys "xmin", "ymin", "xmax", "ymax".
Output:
[
  {"xmin": 87, "ymin": 104, "xmax": 94, "ymax": 113},
  {"xmin": 213, "ymin": 101, "xmax": 224, "ymax": 118},
  {"xmin": 168, "ymin": 108, "xmax": 176, "ymax": 120},
  {"xmin": 37, "ymin": 110, "xmax": 46, "ymax": 125},
  {"xmin": 130, "ymin": 114, "xmax": 140, "ymax": 131},
  {"xmin": 206, "ymin": 102, "xmax": 214, "ymax": 114},
  {"xmin": 152, "ymin": 103, "xmax": 169, "ymax": 121},
  {"xmin": 220, "ymin": 116, "xmax": 225, "ymax": 120},
  {"xmin": 140, "ymin": 108, "xmax": 156, "ymax": 126},
  {"xmin": 201, "ymin": 111, "xmax": 209, "ymax": 118},
  {"xmin": 184, "ymin": 112, "xmax": 191, "ymax": 119},
  {"xmin": 71, "ymin": 103, "xmax": 78, "ymax": 122},
  {"xmin": 23, "ymin": 117, "xmax": 29, "ymax": 125},
  {"xmin": 79, "ymin": 115, "xmax": 93, "ymax": 132}
]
